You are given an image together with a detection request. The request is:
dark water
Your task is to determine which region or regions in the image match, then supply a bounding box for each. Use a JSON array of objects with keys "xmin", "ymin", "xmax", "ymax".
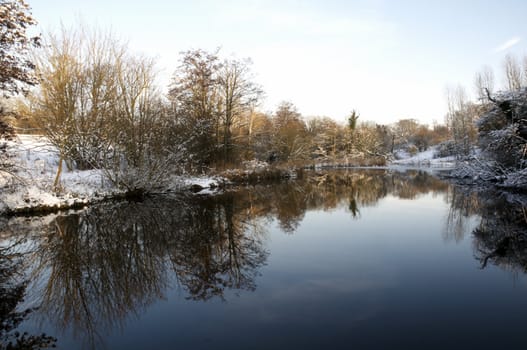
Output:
[{"xmin": 2, "ymin": 169, "xmax": 527, "ymax": 349}]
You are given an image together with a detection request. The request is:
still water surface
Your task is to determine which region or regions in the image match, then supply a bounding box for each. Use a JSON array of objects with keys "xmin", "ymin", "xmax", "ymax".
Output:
[{"xmin": 2, "ymin": 169, "xmax": 527, "ymax": 349}]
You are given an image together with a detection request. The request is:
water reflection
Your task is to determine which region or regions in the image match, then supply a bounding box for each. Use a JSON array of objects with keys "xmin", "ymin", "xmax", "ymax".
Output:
[
  {"xmin": 261, "ymin": 169, "xmax": 448, "ymax": 229},
  {"xmin": 0, "ymin": 169, "xmax": 486, "ymax": 349},
  {"xmin": 447, "ymin": 188, "xmax": 527, "ymax": 271},
  {"xmin": 15, "ymin": 193, "xmax": 268, "ymax": 347},
  {"xmin": 0, "ymin": 229, "xmax": 57, "ymax": 349},
  {"xmin": 168, "ymin": 193, "xmax": 268, "ymax": 300},
  {"xmin": 445, "ymin": 187, "xmax": 527, "ymax": 273},
  {"xmin": 443, "ymin": 188, "xmax": 481, "ymax": 243}
]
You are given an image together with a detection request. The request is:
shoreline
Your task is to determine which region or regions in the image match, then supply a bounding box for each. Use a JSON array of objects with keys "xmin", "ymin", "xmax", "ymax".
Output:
[{"xmin": 1, "ymin": 165, "xmax": 451, "ymax": 217}]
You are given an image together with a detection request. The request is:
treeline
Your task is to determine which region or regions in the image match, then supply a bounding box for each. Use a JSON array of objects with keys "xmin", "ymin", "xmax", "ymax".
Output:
[
  {"xmin": 1, "ymin": 4, "xmax": 453, "ymax": 193},
  {"xmin": 8, "ymin": 25, "xmax": 447, "ymax": 190}
]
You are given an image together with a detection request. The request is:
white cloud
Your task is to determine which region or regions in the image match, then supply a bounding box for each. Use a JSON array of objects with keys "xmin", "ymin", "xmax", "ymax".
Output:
[{"xmin": 494, "ymin": 37, "xmax": 521, "ymax": 53}]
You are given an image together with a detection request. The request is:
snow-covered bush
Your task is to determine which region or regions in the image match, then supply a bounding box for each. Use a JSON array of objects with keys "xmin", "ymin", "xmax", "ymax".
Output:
[
  {"xmin": 448, "ymin": 88, "xmax": 527, "ymax": 189},
  {"xmin": 434, "ymin": 140, "xmax": 457, "ymax": 159},
  {"xmin": 484, "ymin": 124, "xmax": 524, "ymax": 168},
  {"xmin": 477, "ymin": 88, "xmax": 527, "ymax": 170}
]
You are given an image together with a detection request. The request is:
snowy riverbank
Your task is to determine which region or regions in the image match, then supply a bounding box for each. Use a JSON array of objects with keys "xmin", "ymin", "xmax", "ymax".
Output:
[
  {"xmin": 0, "ymin": 135, "xmax": 223, "ymax": 215},
  {"xmin": 1, "ymin": 136, "xmax": 462, "ymax": 215}
]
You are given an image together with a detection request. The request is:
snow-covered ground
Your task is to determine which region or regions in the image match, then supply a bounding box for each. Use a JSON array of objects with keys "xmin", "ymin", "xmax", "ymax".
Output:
[
  {"xmin": 391, "ymin": 146, "xmax": 456, "ymax": 168},
  {"xmin": 0, "ymin": 135, "xmax": 221, "ymax": 214}
]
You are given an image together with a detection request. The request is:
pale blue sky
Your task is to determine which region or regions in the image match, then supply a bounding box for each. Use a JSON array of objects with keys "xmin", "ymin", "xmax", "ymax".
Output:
[{"xmin": 30, "ymin": 0, "xmax": 527, "ymax": 125}]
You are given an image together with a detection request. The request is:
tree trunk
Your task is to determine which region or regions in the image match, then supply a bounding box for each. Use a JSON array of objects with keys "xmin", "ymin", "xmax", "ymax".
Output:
[{"xmin": 53, "ymin": 154, "xmax": 64, "ymax": 192}]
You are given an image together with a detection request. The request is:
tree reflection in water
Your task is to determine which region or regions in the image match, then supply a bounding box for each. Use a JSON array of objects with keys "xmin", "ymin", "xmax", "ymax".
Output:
[
  {"xmin": 167, "ymin": 193, "xmax": 268, "ymax": 300},
  {"xmin": 17, "ymin": 194, "xmax": 269, "ymax": 347},
  {"xmin": 447, "ymin": 186, "xmax": 527, "ymax": 272},
  {"xmin": 443, "ymin": 187, "xmax": 481, "ymax": 243},
  {"xmin": 256, "ymin": 169, "xmax": 448, "ymax": 228},
  {"xmin": 0, "ymin": 169, "xmax": 454, "ymax": 348},
  {"xmin": 0, "ymin": 233, "xmax": 57, "ymax": 349}
]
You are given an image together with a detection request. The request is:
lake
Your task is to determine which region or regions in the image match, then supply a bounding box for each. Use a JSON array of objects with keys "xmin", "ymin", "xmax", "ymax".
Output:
[{"xmin": 2, "ymin": 169, "xmax": 527, "ymax": 350}]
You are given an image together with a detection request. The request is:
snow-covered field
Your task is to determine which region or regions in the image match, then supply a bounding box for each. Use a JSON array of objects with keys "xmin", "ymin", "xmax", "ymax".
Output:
[
  {"xmin": 391, "ymin": 146, "xmax": 456, "ymax": 168},
  {"xmin": 0, "ymin": 135, "xmax": 221, "ymax": 214}
]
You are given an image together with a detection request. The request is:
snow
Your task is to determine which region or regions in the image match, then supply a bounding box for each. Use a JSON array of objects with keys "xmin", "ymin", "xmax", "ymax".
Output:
[
  {"xmin": 241, "ymin": 159, "xmax": 269, "ymax": 170},
  {"xmin": 391, "ymin": 145, "xmax": 456, "ymax": 168},
  {"xmin": 0, "ymin": 135, "xmax": 221, "ymax": 214},
  {"xmin": 167, "ymin": 174, "xmax": 223, "ymax": 194},
  {"xmin": 0, "ymin": 135, "xmax": 114, "ymax": 213},
  {"xmin": 182, "ymin": 176, "xmax": 220, "ymax": 188}
]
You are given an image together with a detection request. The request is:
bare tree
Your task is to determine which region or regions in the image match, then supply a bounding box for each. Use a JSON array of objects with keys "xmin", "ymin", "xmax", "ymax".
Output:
[
  {"xmin": 31, "ymin": 26, "xmax": 84, "ymax": 188},
  {"xmin": 474, "ymin": 65, "xmax": 495, "ymax": 102},
  {"xmin": 272, "ymin": 101, "xmax": 307, "ymax": 161},
  {"xmin": 392, "ymin": 118, "xmax": 419, "ymax": 149},
  {"xmin": 354, "ymin": 121, "xmax": 389, "ymax": 156},
  {"xmin": 242, "ymin": 110, "xmax": 272, "ymax": 160},
  {"xmin": 168, "ymin": 51, "xmax": 263, "ymax": 166},
  {"xmin": 217, "ymin": 57, "xmax": 262, "ymax": 164},
  {"xmin": 168, "ymin": 49, "xmax": 222, "ymax": 166},
  {"xmin": 32, "ymin": 25, "xmax": 176, "ymax": 193},
  {"xmin": 306, "ymin": 116, "xmax": 347, "ymax": 159},
  {"xmin": 445, "ymin": 85, "xmax": 477, "ymax": 157},
  {"xmin": 503, "ymin": 54, "xmax": 523, "ymax": 91}
]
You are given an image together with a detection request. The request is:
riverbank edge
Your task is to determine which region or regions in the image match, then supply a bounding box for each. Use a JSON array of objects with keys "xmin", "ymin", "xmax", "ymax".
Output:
[{"xmin": 1, "ymin": 164, "xmax": 457, "ymax": 217}]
